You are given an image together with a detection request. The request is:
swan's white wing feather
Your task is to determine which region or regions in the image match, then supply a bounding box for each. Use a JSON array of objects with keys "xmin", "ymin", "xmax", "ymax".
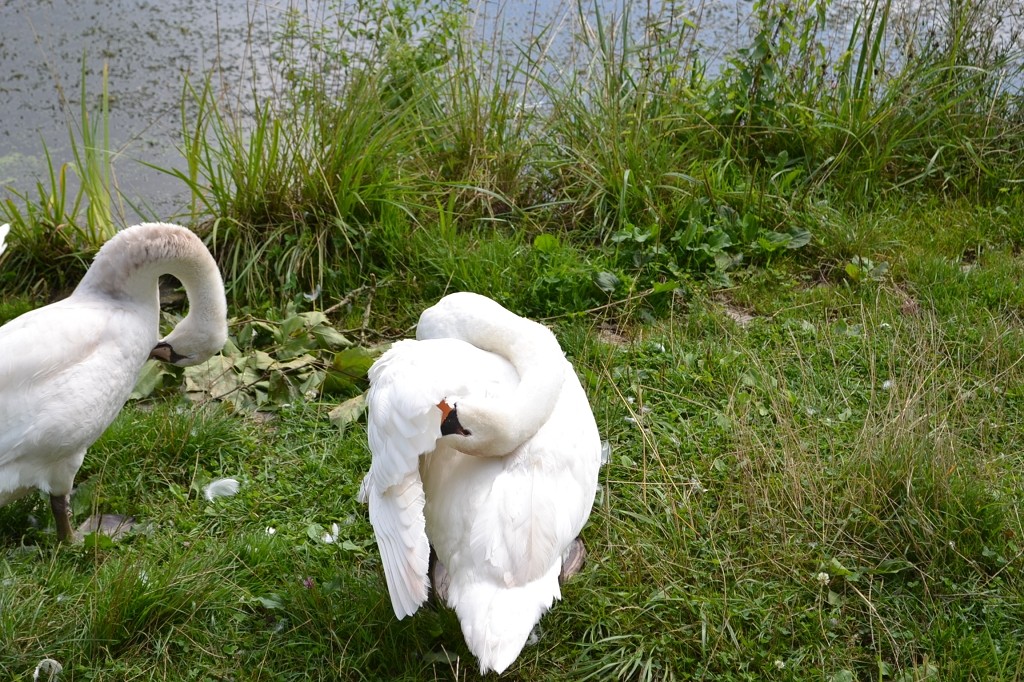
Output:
[
  {"xmin": 362, "ymin": 471, "xmax": 429, "ymax": 618},
  {"xmin": 361, "ymin": 341, "xmax": 448, "ymax": 618},
  {"xmin": 0, "ymin": 303, "xmax": 102, "ymax": 388},
  {"xmin": 361, "ymin": 338, "xmax": 518, "ymax": 619},
  {"xmin": 477, "ymin": 366, "xmax": 600, "ymax": 584}
]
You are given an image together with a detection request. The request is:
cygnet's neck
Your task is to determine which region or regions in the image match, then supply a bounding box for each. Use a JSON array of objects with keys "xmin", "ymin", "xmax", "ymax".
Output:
[
  {"xmin": 76, "ymin": 223, "xmax": 227, "ymax": 366},
  {"xmin": 76, "ymin": 223, "xmax": 224, "ymax": 323}
]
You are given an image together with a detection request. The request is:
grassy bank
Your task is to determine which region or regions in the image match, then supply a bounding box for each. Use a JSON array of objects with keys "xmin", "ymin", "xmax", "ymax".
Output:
[{"xmin": 1, "ymin": 0, "xmax": 1024, "ymax": 679}]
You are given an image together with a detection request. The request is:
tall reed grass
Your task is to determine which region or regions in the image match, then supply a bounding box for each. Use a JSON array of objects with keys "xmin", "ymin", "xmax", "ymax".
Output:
[{"xmin": 0, "ymin": 0, "xmax": 1021, "ymax": 306}]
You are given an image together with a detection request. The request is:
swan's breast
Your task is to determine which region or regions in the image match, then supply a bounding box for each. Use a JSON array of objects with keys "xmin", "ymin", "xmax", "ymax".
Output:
[{"xmin": 0, "ymin": 298, "xmax": 156, "ymax": 467}]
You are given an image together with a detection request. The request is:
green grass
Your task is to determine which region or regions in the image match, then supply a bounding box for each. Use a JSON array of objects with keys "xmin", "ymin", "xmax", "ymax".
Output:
[
  {"xmin": 4, "ymin": 224, "xmax": 1024, "ymax": 679},
  {"xmin": 2, "ymin": 0, "xmax": 1024, "ymax": 678}
]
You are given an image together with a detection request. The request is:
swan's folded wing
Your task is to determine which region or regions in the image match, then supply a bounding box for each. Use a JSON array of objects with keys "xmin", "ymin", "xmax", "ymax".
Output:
[
  {"xmin": 0, "ymin": 304, "xmax": 104, "ymax": 388},
  {"xmin": 0, "ymin": 305, "xmax": 106, "ymax": 463},
  {"xmin": 359, "ymin": 342, "xmax": 442, "ymax": 619},
  {"xmin": 361, "ymin": 471, "xmax": 430, "ymax": 618}
]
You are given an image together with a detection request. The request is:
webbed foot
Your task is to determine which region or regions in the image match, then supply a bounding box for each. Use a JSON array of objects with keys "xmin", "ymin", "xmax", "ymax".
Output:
[
  {"xmin": 428, "ymin": 546, "xmax": 451, "ymax": 605},
  {"xmin": 559, "ymin": 536, "xmax": 587, "ymax": 584}
]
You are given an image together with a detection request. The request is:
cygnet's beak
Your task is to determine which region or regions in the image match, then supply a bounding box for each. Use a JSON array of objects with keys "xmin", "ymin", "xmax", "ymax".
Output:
[{"xmin": 149, "ymin": 341, "xmax": 188, "ymax": 364}]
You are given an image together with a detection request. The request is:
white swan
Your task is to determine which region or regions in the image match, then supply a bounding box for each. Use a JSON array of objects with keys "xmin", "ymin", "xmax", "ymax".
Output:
[
  {"xmin": 0, "ymin": 223, "xmax": 10, "ymax": 257},
  {"xmin": 0, "ymin": 222, "xmax": 227, "ymax": 541},
  {"xmin": 359, "ymin": 292, "xmax": 601, "ymax": 674}
]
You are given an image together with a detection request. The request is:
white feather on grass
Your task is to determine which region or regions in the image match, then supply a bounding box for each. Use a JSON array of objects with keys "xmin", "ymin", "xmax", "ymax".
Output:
[
  {"xmin": 203, "ymin": 477, "xmax": 240, "ymax": 501},
  {"xmin": 33, "ymin": 658, "xmax": 62, "ymax": 682}
]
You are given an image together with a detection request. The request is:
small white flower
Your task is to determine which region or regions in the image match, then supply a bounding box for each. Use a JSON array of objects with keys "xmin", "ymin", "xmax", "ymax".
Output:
[
  {"xmin": 882, "ymin": 380, "xmax": 893, "ymax": 390},
  {"xmin": 774, "ymin": 659, "xmax": 785, "ymax": 670},
  {"xmin": 322, "ymin": 523, "xmax": 340, "ymax": 544},
  {"xmin": 265, "ymin": 527, "xmax": 277, "ymax": 536},
  {"xmin": 203, "ymin": 478, "xmax": 240, "ymax": 501},
  {"xmin": 816, "ymin": 571, "xmax": 831, "ymax": 585}
]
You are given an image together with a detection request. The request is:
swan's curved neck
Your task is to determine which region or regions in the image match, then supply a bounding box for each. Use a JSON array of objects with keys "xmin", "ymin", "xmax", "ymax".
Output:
[
  {"xmin": 78, "ymin": 224, "xmax": 215, "ymax": 302},
  {"xmin": 76, "ymin": 223, "xmax": 227, "ymax": 364},
  {"xmin": 418, "ymin": 293, "xmax": 566, "ymax": 456}
]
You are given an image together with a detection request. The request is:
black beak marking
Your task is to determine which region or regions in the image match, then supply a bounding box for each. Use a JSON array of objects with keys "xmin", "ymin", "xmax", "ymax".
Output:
[
  {"xmin": 150, "ymin": 341, "xmax": 188, "ymax": 364},
  {"xmin": 438, "ymin": 400, "xmax": 471, "ymax": 436}
]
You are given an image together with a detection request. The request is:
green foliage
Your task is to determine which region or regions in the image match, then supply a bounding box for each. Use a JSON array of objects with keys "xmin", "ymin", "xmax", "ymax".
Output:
[
  {"xmin": 4, "ymin": 209, "xmax": 1024, "ymax": 678},
  {"xmin": 134, "ymin": 305, "xmax": 379, "ymax": 411},
  {"xmin": 7, "ymin": 0, "xmax": 1022, "ymax": 305}
]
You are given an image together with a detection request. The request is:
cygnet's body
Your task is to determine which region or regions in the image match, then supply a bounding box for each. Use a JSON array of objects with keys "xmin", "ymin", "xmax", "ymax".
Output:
[{"xmin": 0, "ymin": 222, "xmax": 227, "ymax": 540}]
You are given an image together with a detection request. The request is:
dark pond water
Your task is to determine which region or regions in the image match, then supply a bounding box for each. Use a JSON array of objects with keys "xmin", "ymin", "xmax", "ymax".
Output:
[
  {"xmin": 0, "ymin": 0, "xmax": 276, "ymax": 223},
  {"xmin": 1, "ymin": 0, "xmax": 1020, "ymax": 225}
]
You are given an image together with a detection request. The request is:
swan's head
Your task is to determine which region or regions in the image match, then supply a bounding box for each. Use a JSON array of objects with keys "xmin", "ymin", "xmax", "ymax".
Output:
[
  {"xmin": 436, "ymin": 398, "xmax": 530, "ymax": 457},
  {"xmin": 150, "ymin": 314, "xmax": 228, "ymax": 367}
]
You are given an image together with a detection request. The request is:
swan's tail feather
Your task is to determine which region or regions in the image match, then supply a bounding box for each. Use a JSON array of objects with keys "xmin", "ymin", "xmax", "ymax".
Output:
[{"xmin": 449, "ymin": 564, "xmax": 562, "ymax": 675}]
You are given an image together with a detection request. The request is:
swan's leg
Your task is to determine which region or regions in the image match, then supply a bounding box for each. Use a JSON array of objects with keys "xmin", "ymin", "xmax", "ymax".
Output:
[
  {"xmin": 50, "ymin": 494, "xmax": 74, "ymax": 543},
  {"xmin": 428, "ymin": 546, "xmax": 451, "ymax": 605},
  {"xmin": 558, "ymin": 536, "xmax": 587, "ymax": 584}
]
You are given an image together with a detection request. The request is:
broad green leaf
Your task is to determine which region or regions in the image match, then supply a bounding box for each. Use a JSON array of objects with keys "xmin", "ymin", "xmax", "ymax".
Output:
[
  {"xmin": 652, "ymin": 280, "xmax": 680, "ymax": 294},
  {"xmin": 255, "ymin": 595, "xmax": 283, "ymax": 610},
  {"xmin": 593, "ymin": 271, "xmax": 620, "ymax": 294},
  {"xmin": 130, "ymin": 359, "xmax": 173, "ymax": 399},
  {"xmin": 311, "ymin": 324, "xmax": 352, "ymax": 349},
  {"xmin": 532, "ymin": 233, "xmax": 560, "ymax": 253},
  {"xmin": 299, "ymin": 310, "xmax": 329, "ymax": 327},
  {"xmin": 786, "ymin": 226, "xmax": 811, "ymax": 249},
  {"xmin": 332, "ymin": 347, "xmax": 375, "ymax": 381},
  {"xmin": 184, "ymin": 355, "xmax": 242, "ymax": 401},
  {"xmin": 329, "ymin": 393, "xmax": 368, "ymax": 431},
  {"xmin": 279, "ymin": 313, "xmax": 306, "ymax": 338},
  {"xmin": 273, "ymin": 353, "xmax": 319, "ymax": 372}
]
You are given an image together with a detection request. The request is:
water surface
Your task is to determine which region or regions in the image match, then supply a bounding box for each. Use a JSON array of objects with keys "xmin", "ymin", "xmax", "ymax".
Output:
[{"xmin": 1, "ymin": 0, "xmax": 1020, "ymax": 225}]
